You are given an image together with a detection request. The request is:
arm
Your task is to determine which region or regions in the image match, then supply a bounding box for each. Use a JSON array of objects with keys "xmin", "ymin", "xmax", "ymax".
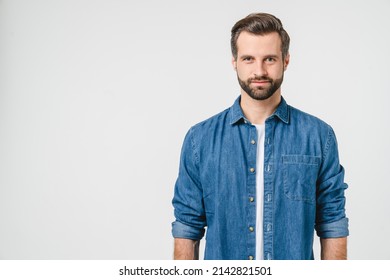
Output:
[
  {"xmin": 172, "ymin": 128, "xmax": 206, "ymax": 259},
  {"xmin": 315, "ymin": 126, "xmax": 349, "ymax": 256},
  {"xmin": 174, "ymin": 238, "xmax": 200, "ymax": 260},
  {"xmin": 320, "ymin": 237, "xmax": 347, "ymax": 260}
]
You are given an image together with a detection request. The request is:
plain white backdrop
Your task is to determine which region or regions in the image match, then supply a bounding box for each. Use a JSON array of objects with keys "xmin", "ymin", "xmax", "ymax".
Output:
[{"xmin": 1, "ymin": 0, "xmax": 389, "ymax": 259}]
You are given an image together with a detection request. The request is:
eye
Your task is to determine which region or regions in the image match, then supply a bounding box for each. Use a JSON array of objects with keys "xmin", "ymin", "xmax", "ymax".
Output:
[
  {"xmin": 265, "ymin": 57, "xmax": 276, "ymax": 63},
  {"xmin": 242, "ymin": 56, "xmax": 254, "ymax": 62}
]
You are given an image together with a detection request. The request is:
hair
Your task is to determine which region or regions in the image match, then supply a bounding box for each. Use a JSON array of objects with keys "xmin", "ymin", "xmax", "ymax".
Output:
[{"xmin": 231, "ymin": 13, "xmax": 290, "ymax": 60}]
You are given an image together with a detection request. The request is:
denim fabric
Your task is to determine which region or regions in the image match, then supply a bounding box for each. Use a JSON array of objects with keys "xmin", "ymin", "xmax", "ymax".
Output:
[{"xmin": 172, "ymin": 96, "xmax": 349, "ymax": 260}]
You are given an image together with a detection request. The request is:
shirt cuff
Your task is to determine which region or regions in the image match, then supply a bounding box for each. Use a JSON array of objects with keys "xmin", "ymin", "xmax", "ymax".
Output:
[
  {"xmin": 316, "ymin": 217, "xmax": 349, "ymax": 238},
  {"xmin": 172, "ymin": 220, "xmax": 205, "ymax": 240}
]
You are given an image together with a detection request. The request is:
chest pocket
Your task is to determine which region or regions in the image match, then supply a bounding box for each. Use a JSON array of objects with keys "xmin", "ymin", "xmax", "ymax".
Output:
[{"xmin": 282, "ymin": 155, "xmax": 321, "ymax": 204}]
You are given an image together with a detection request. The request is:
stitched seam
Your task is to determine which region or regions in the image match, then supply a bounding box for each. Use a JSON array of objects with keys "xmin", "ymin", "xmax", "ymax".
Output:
[
  {"xmin": 189, "ymin": 127, "xmax": 200, "ymax": 166},
  {"xmin": 322, "ymin": 125, "xmax": 333, "ymax": 163}
]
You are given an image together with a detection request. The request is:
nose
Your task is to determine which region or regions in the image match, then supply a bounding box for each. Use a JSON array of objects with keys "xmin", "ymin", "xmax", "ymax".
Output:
[{"xmin": 253, "ymin": 61, "xmax": 267, "ymax": 77}]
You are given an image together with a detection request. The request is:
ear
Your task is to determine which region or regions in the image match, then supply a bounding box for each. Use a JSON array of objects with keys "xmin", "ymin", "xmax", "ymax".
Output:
[
  {"xmin": 232, "ymin": 56, "xmax": 237, "ymax": 71},
  {"xmin": 283, "ymin": 53, "xmax": 290, "ymax": 71}
]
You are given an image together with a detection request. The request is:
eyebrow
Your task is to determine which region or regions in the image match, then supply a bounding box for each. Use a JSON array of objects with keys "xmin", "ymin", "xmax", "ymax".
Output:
[
  {"xmin": 239, "ymin": 55, "xmax": 254, "ymax": 59},
  {"xmin": 239, "ymin": 54, "xmax": 280, "ymax": 59}
]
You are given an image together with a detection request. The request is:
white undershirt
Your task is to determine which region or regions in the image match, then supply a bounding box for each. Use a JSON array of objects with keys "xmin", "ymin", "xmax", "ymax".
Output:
[{"xmin": 254, "ymin": 124, "xmax": 265, "ymax": 260}]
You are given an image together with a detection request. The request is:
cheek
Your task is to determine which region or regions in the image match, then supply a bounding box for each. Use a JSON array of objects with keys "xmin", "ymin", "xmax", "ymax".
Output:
[
  {"xmin": 271, "ymin": 65, "xmax": 284, "ymax": 78},
  {"xmin": 237, "ymin": 70, "xmax": 248, "ymax": 81},
  {"xmin": 236, "ymin": 65, "xmax": 251, "ymax": 79}
]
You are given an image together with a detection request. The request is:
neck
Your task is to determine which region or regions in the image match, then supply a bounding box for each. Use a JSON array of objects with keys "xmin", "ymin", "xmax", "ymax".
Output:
[{"xmin": 240, "ymin": 90, "xmax": 282, "ymax": 125}]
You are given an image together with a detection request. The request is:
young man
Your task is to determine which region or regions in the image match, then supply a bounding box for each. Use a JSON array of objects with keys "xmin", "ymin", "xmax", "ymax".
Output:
[{"xmin": 172, "ymin": 13, "xmax": 348, "ymax": 260}]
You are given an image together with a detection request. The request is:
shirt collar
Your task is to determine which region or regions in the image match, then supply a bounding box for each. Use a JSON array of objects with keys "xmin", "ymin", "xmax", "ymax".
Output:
[
  {"xmin": 229, "ymin": 95, "xmax": 290, "ymax": 125},
  {"xmin": 271, "ymin": 96, "xmax": 290, "ymax": 124}
]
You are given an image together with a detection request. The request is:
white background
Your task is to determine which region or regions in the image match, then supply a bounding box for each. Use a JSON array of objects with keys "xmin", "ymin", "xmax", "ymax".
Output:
[{"xmin": 1, "ymin": 0, "xmax": 389, "ymax": 260}]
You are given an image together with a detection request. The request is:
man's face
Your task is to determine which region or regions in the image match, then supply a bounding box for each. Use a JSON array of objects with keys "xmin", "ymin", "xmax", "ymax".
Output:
[{"xmin": 232, "ymin": 31, "xmax": 289, "ymax": 101}]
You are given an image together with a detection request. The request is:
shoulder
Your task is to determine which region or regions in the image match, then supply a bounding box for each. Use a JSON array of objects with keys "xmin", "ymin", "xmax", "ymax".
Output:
[
  {"xmin": 288, "ymin": 104, "xmax": 331, "ymax": 132},
  {"xmin": 180, "ymin": 107, "xmax": 231, "ymax": 161},
  {"xmin": 189, "ymin": 107, "xmax": 231, "ymax": 137},
  {"xmin": 287, "ymin": 104, "xmax": 339, "ymax": 156}
]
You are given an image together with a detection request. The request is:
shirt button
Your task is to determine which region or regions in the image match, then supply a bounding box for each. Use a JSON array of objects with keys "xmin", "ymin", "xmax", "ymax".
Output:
[
  {"xmin": 250, "ymin": 139, "xmax": 256, "ymax": 145},
  {"xmin": 266, "ymin": 165, "xmax": 271, "ymax": 172},
  {"xmin": 249, "ymin": 226, "xmax": 254, "ymax": 232},
  {"xmin": 249, "ymin": 197, "xmax": 254, "ymax": 202},
  {"xmin": 249, "ymin": 255, "xmax": 254, "ymax": 260},
  {"xmin": 266, "ymin": 194, "xmax": 272, "ymax": 202},
  {"xmin": 267, "ymin": 224, "xmax": 272, "ymax": 232},
  {"xmin": 250, "ymin": 167, "xmax": 255, "ymax": 173}
]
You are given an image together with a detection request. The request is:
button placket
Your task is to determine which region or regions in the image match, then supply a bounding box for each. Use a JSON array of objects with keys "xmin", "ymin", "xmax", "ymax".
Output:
[
  {"xmin": 246, "ymin": 126, "xmax": 257, "ymax": 261},
  {"xmin": 263, "ymin": 121, "xmax": 274, "ymax": 260}
]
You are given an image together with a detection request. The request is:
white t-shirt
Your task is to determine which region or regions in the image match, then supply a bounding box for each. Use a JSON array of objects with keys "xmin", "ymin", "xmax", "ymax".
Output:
[{"xmin": 254, "ymin": 124, "xmax": 265, "ymax": 260}]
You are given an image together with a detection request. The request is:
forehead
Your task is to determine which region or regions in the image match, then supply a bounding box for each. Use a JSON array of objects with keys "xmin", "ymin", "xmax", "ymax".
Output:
[{"xmin": 236, "ymin": 31, "xmax": 282, "ymax": 56}]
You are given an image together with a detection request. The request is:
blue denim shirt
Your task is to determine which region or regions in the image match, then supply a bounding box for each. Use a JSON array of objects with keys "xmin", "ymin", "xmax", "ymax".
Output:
[{"xmin": 172, "ymin": 96, "xmax": 349, "ymax": 260}]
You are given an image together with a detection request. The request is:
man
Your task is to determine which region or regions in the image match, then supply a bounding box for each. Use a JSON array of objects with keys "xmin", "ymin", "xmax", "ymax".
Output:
[{"xmin": 172, "ymin": 13, "xmax": 348, "ymax": 260}]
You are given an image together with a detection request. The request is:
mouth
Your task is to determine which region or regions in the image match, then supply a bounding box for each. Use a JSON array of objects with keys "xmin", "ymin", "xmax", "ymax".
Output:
[{"xmin": 251, "ymin": 80, "xmax": 271, "ymax": 85}]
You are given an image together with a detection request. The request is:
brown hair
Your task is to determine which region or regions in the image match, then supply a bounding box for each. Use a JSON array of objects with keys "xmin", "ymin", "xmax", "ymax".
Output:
[{"xmin": 231, "ymin": 13, "xmax": 290, "ymax": 60}]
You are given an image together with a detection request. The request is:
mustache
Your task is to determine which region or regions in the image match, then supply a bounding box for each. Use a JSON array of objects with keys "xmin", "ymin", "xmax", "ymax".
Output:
[{"xmin": 248, "ymin": 76, "xmax": 273, "ymax": 82}]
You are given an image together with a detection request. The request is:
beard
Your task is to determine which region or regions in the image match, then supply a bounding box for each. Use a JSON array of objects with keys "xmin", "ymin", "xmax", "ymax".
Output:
[{"xmin": 237, "ymin": 74, "xmax": 284, "ymax": 101}]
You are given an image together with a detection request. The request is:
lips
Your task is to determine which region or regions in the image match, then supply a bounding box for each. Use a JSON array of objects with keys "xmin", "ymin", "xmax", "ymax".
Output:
[{"xmin": 251, "ymin": 80, "xmax": 271, "ymax": 85}]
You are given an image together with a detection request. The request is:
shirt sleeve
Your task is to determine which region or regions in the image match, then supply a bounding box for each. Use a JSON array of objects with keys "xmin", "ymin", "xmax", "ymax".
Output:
[
  {"xmin": 171, "ymin": 127, "xmax": 206, "ymax": 240},
  {"xmin": 315, "ymin": 126, "xmax": 349, "ymax": 238}
]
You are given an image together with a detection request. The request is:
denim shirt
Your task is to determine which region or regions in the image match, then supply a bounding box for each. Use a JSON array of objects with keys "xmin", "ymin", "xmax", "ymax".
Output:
[{"xmin": 172, "ymin": 96, "xmax": 349, "ymax": 260}]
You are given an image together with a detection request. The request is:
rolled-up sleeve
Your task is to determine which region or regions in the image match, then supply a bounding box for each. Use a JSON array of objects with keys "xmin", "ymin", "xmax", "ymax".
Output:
[
  {"xmin": 315, "ymin": 126, "xmax": 349, "ymax": 238},
  {"xmin": 172, "ymin": 127, "xmax": 206, "ymax": 240}
]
